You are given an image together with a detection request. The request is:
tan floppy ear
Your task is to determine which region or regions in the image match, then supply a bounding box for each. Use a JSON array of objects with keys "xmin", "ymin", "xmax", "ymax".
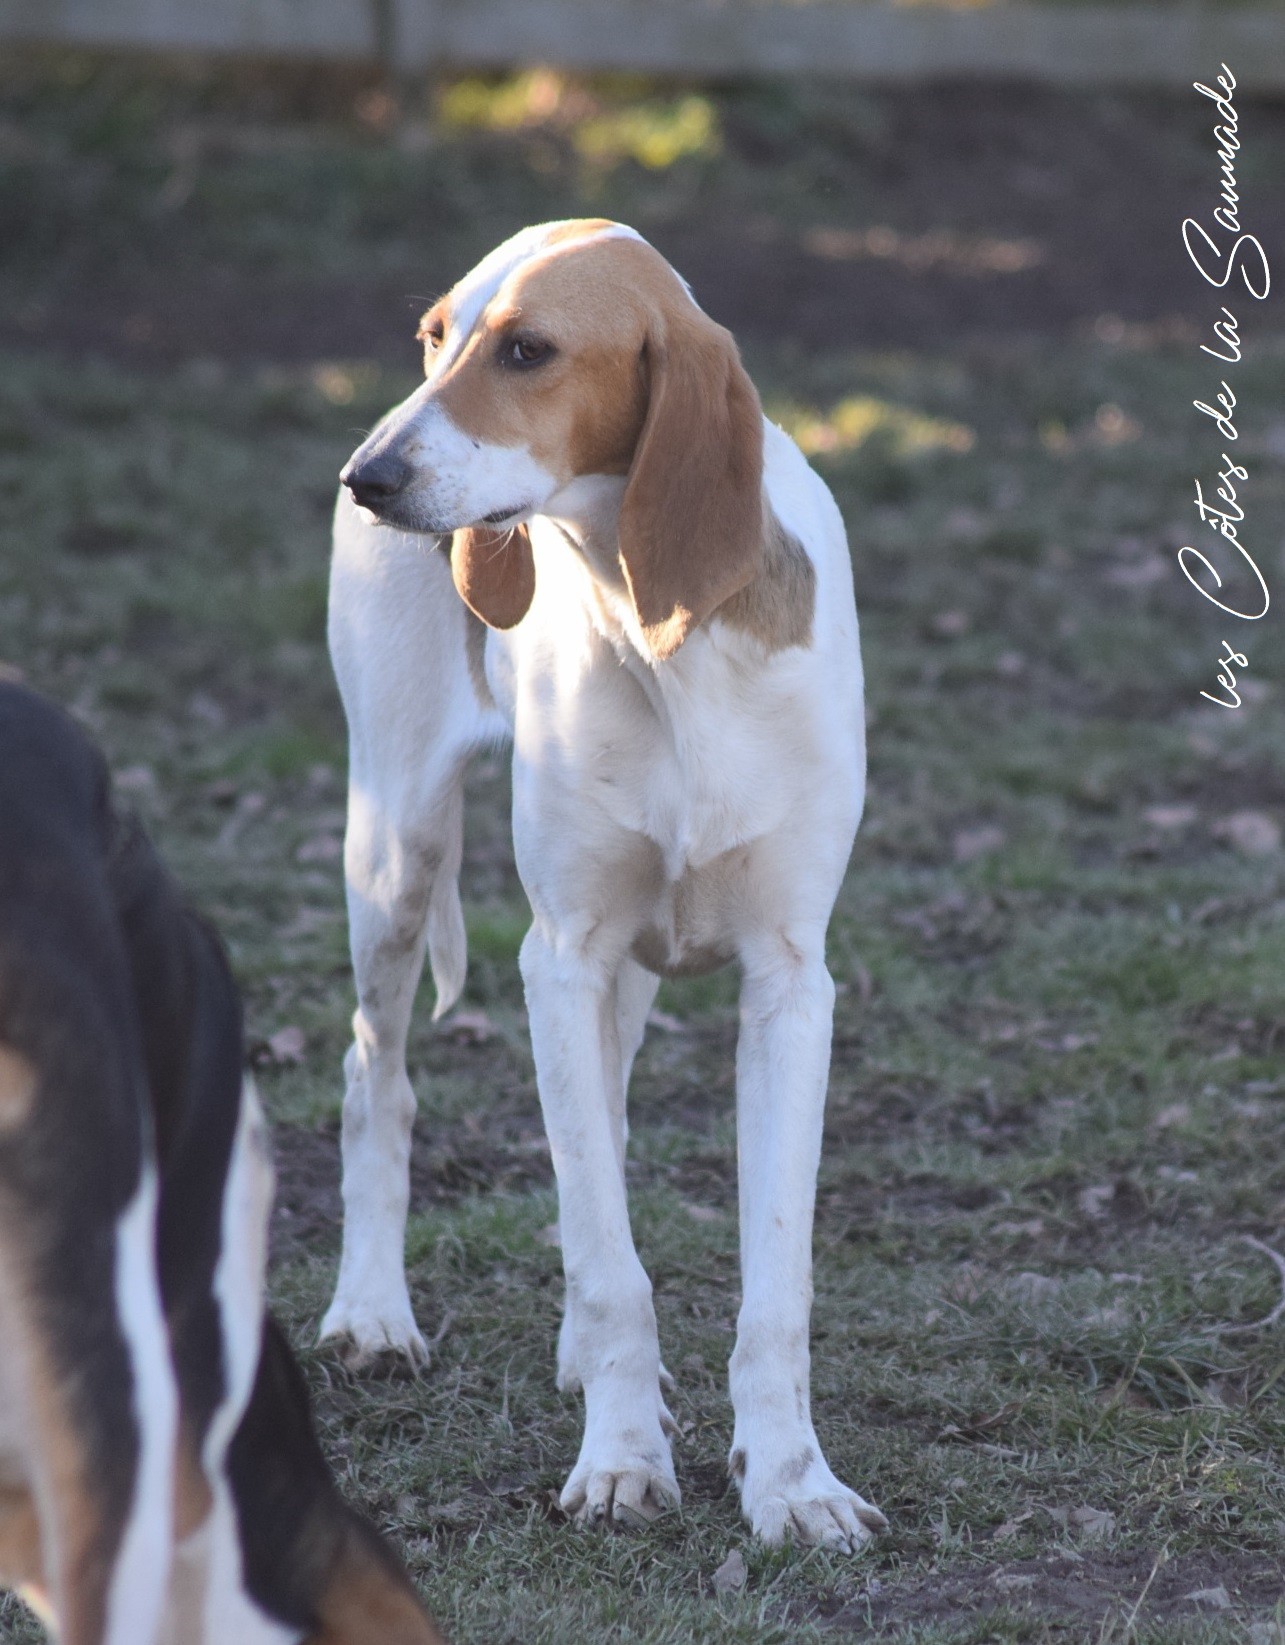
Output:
[
  {"xmin": 450, "ymin": 525, "xmax": 535, "ymax": 630},
  {"xmin": 617, "ymin": 308, "xmax": 765, "ymax": 660}
]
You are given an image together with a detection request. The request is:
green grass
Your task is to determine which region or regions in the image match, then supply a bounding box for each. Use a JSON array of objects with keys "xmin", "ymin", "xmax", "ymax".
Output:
[{"xmin": 2, "ymin": 54, "xmax": 1285, "ymax": 1645}]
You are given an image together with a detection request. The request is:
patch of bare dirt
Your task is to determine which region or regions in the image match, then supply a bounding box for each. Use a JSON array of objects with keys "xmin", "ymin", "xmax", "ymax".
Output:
[{"xmin": 824, "ymin": 1549, "xmax": 1284, "ymax": 1635}]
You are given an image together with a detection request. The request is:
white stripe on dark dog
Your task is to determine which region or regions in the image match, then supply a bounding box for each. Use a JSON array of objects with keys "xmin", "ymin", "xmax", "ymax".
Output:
[{"xmin": 103, "ymin": 1164, "xmax": 178, "ymax": 1645}]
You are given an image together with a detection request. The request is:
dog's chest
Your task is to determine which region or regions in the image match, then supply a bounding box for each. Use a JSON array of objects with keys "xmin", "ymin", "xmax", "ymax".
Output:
[{"xmin": 503, "ymin": 600, "xmax": 826, "ymax": 973}]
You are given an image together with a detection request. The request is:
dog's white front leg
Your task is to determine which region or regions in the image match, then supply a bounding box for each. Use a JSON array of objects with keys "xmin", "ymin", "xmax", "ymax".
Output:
[
  {"xmin": 520, "ymin": 929, "xmax": 679, "ymax": 1526},
  {"xmin": 729, "ymin": 935, "xmax": 886, "ymax": 1551},
  {"xmin": 555, "ymin": 957, "xmax": 658, "ymax": 1395}
]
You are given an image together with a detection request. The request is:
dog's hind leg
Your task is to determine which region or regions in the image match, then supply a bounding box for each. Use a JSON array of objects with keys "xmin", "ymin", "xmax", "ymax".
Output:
[{"xmin": 321, "ymin": 494, "xmax": 504, "ymax": 1370}]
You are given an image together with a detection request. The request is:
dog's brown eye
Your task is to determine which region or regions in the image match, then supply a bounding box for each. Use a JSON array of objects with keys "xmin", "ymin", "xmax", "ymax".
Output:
[
  {"xmin": 425, "ymin": 322, "xmax": 444, "ymax": 351},
  {"xmin": 505, "ymin": 335, "xmax": 552, "ymax": 368}
]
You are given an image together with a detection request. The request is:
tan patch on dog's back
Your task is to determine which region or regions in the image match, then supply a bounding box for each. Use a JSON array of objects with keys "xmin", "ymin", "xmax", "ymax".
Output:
[
  {"xmin": 0, "ymin": 1047, "xmax": 35, "ymax": 1133},
  {"xmin": 717, "ymin": 504, "xmax": 816, "ymax": 652}
]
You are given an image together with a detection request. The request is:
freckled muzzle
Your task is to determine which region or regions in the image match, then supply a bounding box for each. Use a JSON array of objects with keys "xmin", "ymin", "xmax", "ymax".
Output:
[{"xmin": 341, "ymin": 364, "xmax": 562, "ymax": 538}]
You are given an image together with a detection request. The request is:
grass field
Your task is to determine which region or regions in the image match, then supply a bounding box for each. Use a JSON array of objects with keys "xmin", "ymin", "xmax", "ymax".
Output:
[{"xmin": 2, "ymin": 53, "xmax": 1285, "ymax": 1644}]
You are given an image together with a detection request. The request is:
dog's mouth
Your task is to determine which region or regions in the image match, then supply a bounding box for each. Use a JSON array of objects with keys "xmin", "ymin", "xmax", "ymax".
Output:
[
  {"xmin": 355, "ymin": 496, "xmax": 532, "ymax": 535},
  {"xmin": 480, "ymin": 503, "xmax": 530, "ymax": 527}
]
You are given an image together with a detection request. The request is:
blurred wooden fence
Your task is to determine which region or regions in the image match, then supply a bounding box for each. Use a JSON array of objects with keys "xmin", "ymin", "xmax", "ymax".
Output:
[{"xmin": 2, "ymin": 0, "xmax": 1284, "ymax": 88}]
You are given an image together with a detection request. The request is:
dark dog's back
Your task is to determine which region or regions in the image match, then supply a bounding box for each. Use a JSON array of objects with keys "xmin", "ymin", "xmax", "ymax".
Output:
[{"xmin": 0, "ymin": 683, "xmax": 444, "ymax": 1645}]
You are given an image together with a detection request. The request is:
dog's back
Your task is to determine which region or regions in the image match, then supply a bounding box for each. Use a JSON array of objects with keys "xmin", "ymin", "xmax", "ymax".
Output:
[{"xmin": 0, "ymin": 683, "xmax": 444, "ymax": 1644}]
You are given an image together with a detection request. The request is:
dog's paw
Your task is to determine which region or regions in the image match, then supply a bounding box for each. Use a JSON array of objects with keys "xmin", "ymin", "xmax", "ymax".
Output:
[
  {"xmin": 561, "ymin": 1457, "xmax": 681, "ymax": 1528},
  {"xmin": 733, "ymin": 1446, "xmax": 886, "ymax": 1553},
  {"xmin": 560, "ymin": 1419, "xmax": 681, "ymax": 1528},
  {"xmin": 318, "ymin": 1295, "xmax": 430, "ymax": 1374}
]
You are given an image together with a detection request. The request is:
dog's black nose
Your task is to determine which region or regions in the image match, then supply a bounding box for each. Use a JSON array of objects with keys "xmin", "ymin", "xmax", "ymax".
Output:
[{"xmin": 341, "ymin": 452, "xmax": 409, "ymax": 511}]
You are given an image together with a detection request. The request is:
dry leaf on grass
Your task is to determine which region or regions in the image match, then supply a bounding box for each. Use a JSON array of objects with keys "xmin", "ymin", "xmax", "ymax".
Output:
[
  {"xmin": 953, "ymin": 824, "xmax": 1006, "ymax": 863},
  {"xmin": 1009, "ymin": 1272, "xmax": 1060, "ymax": 1303},
  {"xmin": 264, "ymin": 1025, "xmax": 305, "ymax": 1065},
  {"xmin": 1212, "ymin": 810, "xmax": 1281, "ymax": 857},
  {"xmin": 945, "ymin": 1261, "xmax": 988, "ymax": 1304},
  {"xmin": 939, "ymin": 1402, "xmax": 1020, "ymax": 1442},
  {"xmin": 929, "ymin": 609, "xmax": 971, "ymax": 638},
  {"xmin": 711, "ymin": 1549, "xmax": 747, "ymax": 1595},
  {"xmin": 1104, "ymin": 554, "xmax": 1166, "ymax": 587},
  {"xmin": 1184, "ymin": 1585, "xmax": 1231, "ymax": 1611},
  {"xmin": 1067, "ymin": 1505, "xmax": 1114, "ymax": 1542},
  {"xmin": 295, "ymin": 831, "xmax": 342, "ymax": 863},
  {"xmin": 1049, "ymin": 1031, "xmax": 1097, "ymax": 1052},
  {"xmin": 1078, "ymin": 1183, "xmax": 1114, "ymax": 1218},
  {"xmin": 1142, "ymin": 803, "xmax": 1198, "ymax": 830}
]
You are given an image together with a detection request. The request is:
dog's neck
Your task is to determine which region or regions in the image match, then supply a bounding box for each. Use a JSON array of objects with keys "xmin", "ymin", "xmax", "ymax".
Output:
[
  {"xmin": 539, "ymin": 474, "xmax": 658, "ymax": 662},
  {"xmin": 538, "ymin": 472, "xmax": 814, "ymax": 663},
  {"xmin": 540, "ymin": 474, "xmax": 630, "ymax": 593}
]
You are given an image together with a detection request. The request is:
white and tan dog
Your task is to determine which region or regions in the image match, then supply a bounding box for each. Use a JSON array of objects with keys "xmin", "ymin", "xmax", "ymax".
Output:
[{"xmin": 322, "ymin": 219, "xmax": 885, "ymax": 1551}]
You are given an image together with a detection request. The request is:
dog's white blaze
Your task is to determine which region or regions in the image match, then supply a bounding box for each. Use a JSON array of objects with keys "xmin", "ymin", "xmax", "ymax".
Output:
[
  {"xmin": 104, "ymin": 1164, "xmax": 178, "ymax": 1645},
  {"xmin": 196, "ymin": 1077, "xmax": 298, "ymax": 1645}
]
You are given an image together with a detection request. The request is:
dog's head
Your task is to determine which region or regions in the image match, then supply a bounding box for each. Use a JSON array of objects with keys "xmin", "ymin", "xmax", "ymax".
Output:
[{"xmin": 340, "ymin": 220, "xmax": 764, "ymax": 659}]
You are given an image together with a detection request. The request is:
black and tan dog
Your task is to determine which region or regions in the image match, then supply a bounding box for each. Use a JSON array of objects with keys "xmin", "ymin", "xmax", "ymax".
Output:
[{"xmin": 0, "ymin": 683, "xmax": 444, "ymax": 1645}]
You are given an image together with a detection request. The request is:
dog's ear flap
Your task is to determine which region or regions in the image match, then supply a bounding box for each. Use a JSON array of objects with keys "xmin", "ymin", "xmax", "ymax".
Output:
[
  {"xmin": 617, "ymin": 309, "xmax": 764, "ymax": 661},
  {"xmin": 450, "ymin": 525, "xmax": 535, "ymax": 630}
]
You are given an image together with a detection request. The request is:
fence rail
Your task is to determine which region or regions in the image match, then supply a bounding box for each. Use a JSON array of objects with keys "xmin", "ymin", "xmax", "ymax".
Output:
[{"xmin": 3, "ymin": 0, "xmax": 1283, "ymax": 88}]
